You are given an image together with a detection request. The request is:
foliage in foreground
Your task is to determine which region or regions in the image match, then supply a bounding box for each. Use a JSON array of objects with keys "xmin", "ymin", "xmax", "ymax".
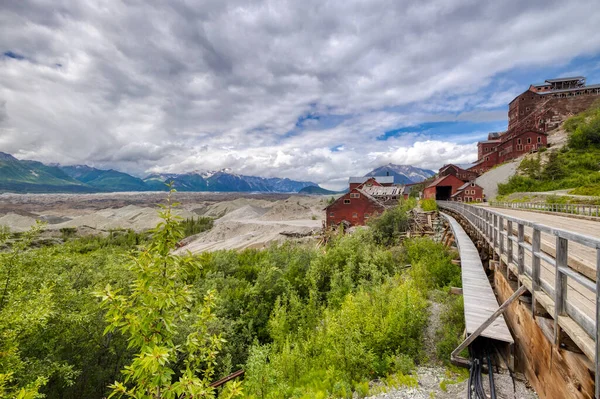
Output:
[
  {"xmin": 0, "ymin": 195, "xmax": 461, "ymax": 399},
  {"xmin": 98, "ymin": 193, "xmax": 241, "ymax": 399}
]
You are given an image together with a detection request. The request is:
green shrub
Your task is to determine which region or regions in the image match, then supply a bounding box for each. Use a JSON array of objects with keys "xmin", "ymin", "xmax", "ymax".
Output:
[
  {"xmin": 179, "ymin": 216, "xmax": 214, "ymax": 237},
  {"xmin": 368, "ymin": 199, "xmax": 415, "ymax": 246},
  {"xmin": 403, "ymin": 238, "xmax": 461, "ymax": 291},
  {"xmin": 420, "ymin": 199, "xmax": 438, "ymax": 212},
  {"xmin": 436, "ymin": 294, "xmax": 465, "ymax": 363}
]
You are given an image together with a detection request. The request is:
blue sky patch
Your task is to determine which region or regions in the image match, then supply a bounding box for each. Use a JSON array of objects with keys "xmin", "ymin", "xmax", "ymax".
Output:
[{"xmin": 3, "ymin": 51, "xmax": 25, "ymax": 60}]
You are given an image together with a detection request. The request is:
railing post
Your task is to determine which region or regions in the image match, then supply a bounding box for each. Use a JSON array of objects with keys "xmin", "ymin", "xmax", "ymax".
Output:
[
  {"xmin": 518, "ymin": 224, "xmax": 525, "ymax": 276},
  {"xmin": 554, "ymin": 236, "xmax": 568, "ymax": 346},
  {"xmin": 507, "ymin": 220, "xmax": 513, "ymax": 264},
  {"xmin": 493, "ymin": 214, "xmax": 498, "ymax": 250},
  {"xmin": 532, "ymin": 228, "xmax": 541, "ymax": 305},
  {"xmin": 499, "ymin": 216, "xmax": 504, "ymax": 258},
  {"xmin": 596, "ymin": 248, "xmax": 600, "ymax": 398}
]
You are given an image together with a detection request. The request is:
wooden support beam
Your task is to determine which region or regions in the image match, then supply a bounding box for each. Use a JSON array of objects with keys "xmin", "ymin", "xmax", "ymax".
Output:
[{"xmin": 451, "ymin": 285, "xmax": 527, "ymax": 360}]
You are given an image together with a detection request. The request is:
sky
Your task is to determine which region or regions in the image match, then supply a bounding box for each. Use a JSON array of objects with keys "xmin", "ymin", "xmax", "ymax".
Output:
[{"xmin": 1, "ymin": 1, "xmax": 600, "ymax": 190}]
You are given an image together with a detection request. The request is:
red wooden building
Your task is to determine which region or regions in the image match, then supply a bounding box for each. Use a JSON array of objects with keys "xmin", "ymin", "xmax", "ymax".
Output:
[
  {"xmin": 451, "ymin": 182, "xmax": 484, "ymax": 202},
  {"xmin": 423, "ymin": 175, "xmax": 465, "ymax": 201},
  {"xmin": 439, "ymin": 164, "xmax": 479, "ymax": 182},
  {"xmin": 325, "ymin": 188, "xmax": 386, "ymax": 227}
]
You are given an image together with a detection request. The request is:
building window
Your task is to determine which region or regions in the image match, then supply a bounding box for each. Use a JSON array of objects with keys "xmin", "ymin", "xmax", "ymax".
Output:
[
  {"xmin": 537, "ymin": 137, "xmax": 542, "ymax": 143},
  {"xmin": 329, "ymin": 212, "xmax": 334, "ymax": 217},
  {"xmin": 485, "ymin": 157, "xmax": 489, "ymax": 161},
  {"xmin": 344, "ymin": 199, "xmax": 351, "ymax": 204},
  {"xmin": 365, "ymin": 213, "xmax": 370, "ymax": 219},
  {"xmin": 527, "ymin": 138, "xmax": 531, "ymax": 144},
  {"xmin": 350, "ymin": 193, "xmax": 360, "ymax": 198},
  {"xmin": 352, "ymin": 212, "xmax": 358, "ymax": 218},
  {"xmin": 517, "ymin": 138, "xmax": 521, "ymax": 144}
]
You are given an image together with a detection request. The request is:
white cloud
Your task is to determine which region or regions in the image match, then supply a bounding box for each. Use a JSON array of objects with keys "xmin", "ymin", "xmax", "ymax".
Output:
[{"xmin": 1, "ymin": 0, "xmax": 600, "ymax": 189}]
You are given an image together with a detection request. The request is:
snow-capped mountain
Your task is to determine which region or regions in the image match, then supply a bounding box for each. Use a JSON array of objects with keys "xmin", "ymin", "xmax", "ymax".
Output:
[{"xmin": 365, "ymin": 164, "xmax": 435, "ymax": 184}]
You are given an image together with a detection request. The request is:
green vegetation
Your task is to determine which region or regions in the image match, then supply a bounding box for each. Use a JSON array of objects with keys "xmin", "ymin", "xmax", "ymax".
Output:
[
  {"xmin": 179, "ymin": 216, "xmax": 214, "ymax": 237},
  {"xmin": 0, "ymin": 194, "xmax": 462, "ymax": 398},
  {"xmin": 420, "ymin": 199, "xmax": 438, "ymax": 212},
  {"xmin": 498, "ymin": 104, "xmax": 600, "ymax": 196}
]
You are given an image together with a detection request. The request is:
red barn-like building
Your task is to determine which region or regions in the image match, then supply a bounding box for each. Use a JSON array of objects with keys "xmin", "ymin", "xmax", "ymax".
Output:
[
  {"xmin": 325, "ymin": 188, "xmax": 386, "ymax": 227},
  {"xmin": 451, "ymin": 182, "xmax": 484, "ymax": 202},
  {"xmin": 423, "ymin": 175, "xmax": 465, "ymax": 201}
]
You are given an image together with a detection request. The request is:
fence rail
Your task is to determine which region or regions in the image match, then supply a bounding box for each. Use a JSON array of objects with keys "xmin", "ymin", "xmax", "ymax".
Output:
[
  {"xmin": 437, "ymin": 201, "xmax": 600, "ymax": 398},
  {"xmin": 489, "ymin": 201, "xmax": 600, "ymax": 218}
]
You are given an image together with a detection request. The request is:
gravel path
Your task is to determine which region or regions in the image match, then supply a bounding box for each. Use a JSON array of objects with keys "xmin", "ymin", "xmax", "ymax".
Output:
[{"xmin": 366, "ymin": 366, "xmax": 537, "ymax": 399}]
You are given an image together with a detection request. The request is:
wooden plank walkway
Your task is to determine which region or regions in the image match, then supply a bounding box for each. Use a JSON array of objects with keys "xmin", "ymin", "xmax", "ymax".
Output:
[{"xmin": 442, "ymin": 212, "xmax": 514, "ymax": 344}]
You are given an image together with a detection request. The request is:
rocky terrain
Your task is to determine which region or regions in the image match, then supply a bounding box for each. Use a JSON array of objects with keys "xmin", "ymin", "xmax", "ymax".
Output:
[{"xmin": 0, "ymin": 192, "xmax": 326, "ymax": 250}]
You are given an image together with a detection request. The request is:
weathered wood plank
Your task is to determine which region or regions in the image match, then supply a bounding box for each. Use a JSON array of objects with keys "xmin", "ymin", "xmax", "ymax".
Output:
[{"xmin": 441, "ymin": 212, "xmax": 514, "ymax": 344}]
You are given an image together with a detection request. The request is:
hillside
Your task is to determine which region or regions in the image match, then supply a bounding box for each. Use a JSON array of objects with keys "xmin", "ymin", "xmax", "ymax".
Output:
[
  {"xmin": 0, "ymin": 153, "xmax": 95, "ymax": 193},
  {"xmin": 0, "ymin": 152, "xmax": 319, "ymax": 193},
  {"xmin": 298, "ymin": 185, "xmax": 344, "ymax": 195},
  {"xmin": 365, "ymin": 163, "xmax": 435, "ymax": 184},
  {"xmin": 496, "ymin": 103, "xmax": 600, "ymax": 197},
  {"xmin": 61, "ymin": 165, "xmax": 149, "ymax": 192}
]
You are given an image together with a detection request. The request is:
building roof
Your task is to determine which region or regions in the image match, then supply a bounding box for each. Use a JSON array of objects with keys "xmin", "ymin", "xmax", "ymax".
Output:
[
  {"xmin": 478, "ymin": 140, "xmax": 501, "ymax": 144},
  {"xmin": 425, "ymin": 174, "xmax": 462, "ymax": 189},
  {"xmin": 538, "ymin": 83, "xmax": 600, "ymax": 95},
  {"xmin": 545, "ymin": 76, "xmax": 585, "ymax": 83},
  {"xmin": 356, "ymin": 188, "xmax": 386, "ymax": 208},
  {"xmin": 324, "ymin": 187, "xmax": 387, "ymax": 210},
  {"xmin": 361, "ymin": 185, "xmax": 403, "ymax": 197},
  {"xmin": 348, "ymin": 176, "xmax": 394, "ymax": 184},
  {"xmin": 532, "ymin": 82, "xmax": 551, "ymax": 87}
]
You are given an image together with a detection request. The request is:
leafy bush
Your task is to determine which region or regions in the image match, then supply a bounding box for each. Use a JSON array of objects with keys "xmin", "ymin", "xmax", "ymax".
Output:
[
  {"xmin": 567, "ymin": 104, "xmax": 600, "ymax": 149},
  {"xmin": 569, "ymin": 184, "xmax": 600, "ymax": 196},
  {"xmin": 368, "ymin": 199, "xmax": 415, "ymax": 246},
  {"xmin": 403, "ymin": 238, "xmax": 461, "ymax": 291},
  {"xmin": 436, "ymin": 294, "xmax": 465, "ymax": 363},
  {"xmin": 179, "ymin": 216, "xmax": 214, "ymax": 238},
  {"xmin": 420, "ymin": 199, "xmax": 438, "ymax": 212},
  {"xmin": 243, "ymin": 278, "xmax": 428, "ymax": 398},
  {"xmin": 97, "ymin": 192, "xmax": 242, "ymax": 398}
]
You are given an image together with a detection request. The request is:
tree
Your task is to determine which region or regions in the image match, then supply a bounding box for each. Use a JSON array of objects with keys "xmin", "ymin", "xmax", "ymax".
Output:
[
  {"xmin": 0, "ymin": 222, "xmax": 51, "ymax": 399},
  {"xmin": 542, "ymin": 151, "xmax": 566, "ymax": 181},
  {"xmin": 98, "ymin": 189, "xmax": 242, "ymax": 399}
]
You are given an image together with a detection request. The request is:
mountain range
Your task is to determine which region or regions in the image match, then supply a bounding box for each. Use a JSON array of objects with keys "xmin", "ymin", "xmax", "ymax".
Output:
[
  {"xmin": 365, "ymin": 164, "xmax": 435, "ymax": 184},
  {"xmin": 0, "ymin": 152, "xmax": 434, "ymax": 193}
]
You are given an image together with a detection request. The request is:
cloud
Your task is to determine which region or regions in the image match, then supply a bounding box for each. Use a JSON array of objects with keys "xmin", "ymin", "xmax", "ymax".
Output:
[{"xmin": 1, "ymin": 0, "xmax": 600, "ymax": 189}]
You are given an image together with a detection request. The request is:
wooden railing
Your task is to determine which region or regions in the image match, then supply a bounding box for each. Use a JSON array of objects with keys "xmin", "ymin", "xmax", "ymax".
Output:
[
  {"xmin": 438, "ymin": 201, "xmax": 600, "ymax": 398},
  {"xmin": 489, "ymin": 201, "xmax": 600, "ymax": 218}
]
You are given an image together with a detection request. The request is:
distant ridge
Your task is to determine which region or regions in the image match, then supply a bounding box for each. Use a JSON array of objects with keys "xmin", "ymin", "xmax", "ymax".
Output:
[
  {"xmin": 365, "ymin": 164, "xmax": 435, "ymax": 184},
  {"xmin": 298, "ymin": 185, "xmax": 345, "ymax": 195},
  {"xmin": 0, "ymin": 152, "xmax": 318, "ymax": 194}
]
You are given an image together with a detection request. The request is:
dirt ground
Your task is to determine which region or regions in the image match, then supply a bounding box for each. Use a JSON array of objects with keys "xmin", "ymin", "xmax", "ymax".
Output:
[{"xmin": 0, "ymin": 192, "xmax": 327, "ymax": 251}]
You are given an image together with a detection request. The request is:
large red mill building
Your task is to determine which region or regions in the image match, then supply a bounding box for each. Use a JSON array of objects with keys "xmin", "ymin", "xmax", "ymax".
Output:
[
  {"xmin": 325, "ymin": 177, "xmax": 403, "ymax": 227},
  {"xmin": 469, "ymin": 76, "xmax": 600, "ymax": 174}
]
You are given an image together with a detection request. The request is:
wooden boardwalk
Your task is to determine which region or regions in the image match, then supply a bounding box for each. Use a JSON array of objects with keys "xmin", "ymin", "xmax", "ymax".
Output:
[{"xmin": 442, "ymin": 212, "xmax": 514, "ymax": 344}]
